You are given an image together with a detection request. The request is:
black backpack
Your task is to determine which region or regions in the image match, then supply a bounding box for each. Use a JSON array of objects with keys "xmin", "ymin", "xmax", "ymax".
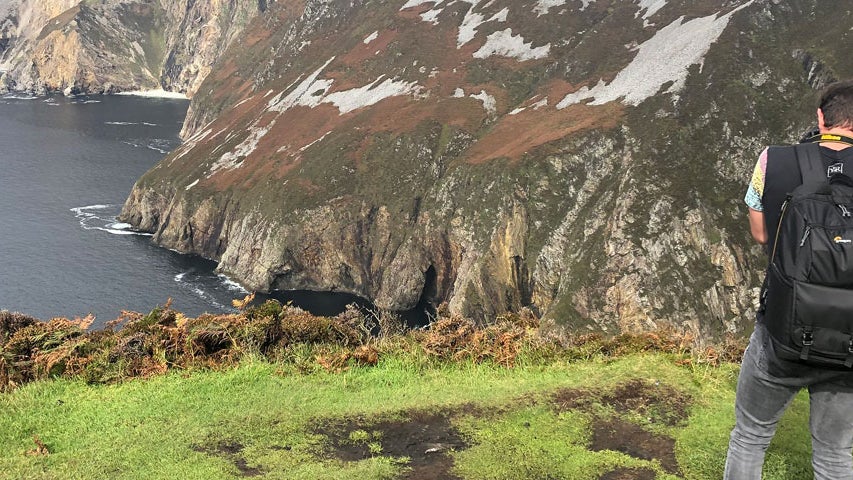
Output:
[{"xmin": 764, "ymin": 142, "xmax": 853, "ymax": 367}]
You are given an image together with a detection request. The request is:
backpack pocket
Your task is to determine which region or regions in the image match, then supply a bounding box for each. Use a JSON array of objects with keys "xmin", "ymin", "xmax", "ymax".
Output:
[
  {"xmin": 792, "ymin": 279, "xmax": 853, "ymax": 363},
  {"xmin": 804, "ymin": 225, "xmax": 853, "ymax": 286}
]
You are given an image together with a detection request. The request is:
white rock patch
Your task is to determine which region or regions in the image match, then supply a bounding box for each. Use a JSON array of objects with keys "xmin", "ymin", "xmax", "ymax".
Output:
[
  {"xmin": 173, "ymin": 128, "xmax": 212, "ymax": 162},
  {"xmin": 470, "ymin": 90, "xmax": 497, "ymax": 114},
  {"xmin": 637, "ymin": 0, "xmax": 667, "ymax": 19},
  {"xmin": 457, "ymin": 4, "xmax": 507, "ymax": 47},
  {"xmin": 185, "ymin": 179, "xmax": 200, "ymax": 191},
  {"xmin": 363, "ymin": 31, "xmax": 379, "ymax": 44},
  {"xmin": 268, "ymin": 57, "xmax": 419, "ymax": 115},
  {"xmin": 209, "ymin": 120, "xmax": 276, "ymax": 175},
  {"xmin": 491, "ymin": 7, "xmax": 509, "ymax": 22},
  {"xmin": 300, "ymin": 131, "xmax": 331, "ymax": 152},
  {"xmin": 473, "ymin": 28, "xmax": 550, "ymax": 61},
  {"xmin": 533, "ymin": 0, "xmax": 567, "ymax": 16},
  {"xmin": 453, "ymin": 88, "xmax": 466, "ymax": 98},
  {"xmin": 399, "ymin": 0, "xmax": 442, "ymax": 9},
  {"xmin": 323, "ymin": 77, "xmax": 420, "ymax": 114},
  {"xmin": 557, "ymin": 2, "xmax": 753, "ymax": 108},
  {"xmin": 509, "ymin": 96, "xmax": 548, "ymax": 115},
  {"xmin": 531, "ymin": 97, "xmax": 548, "ymax": 109},
  {"xmin": 457, "ymin": 8, "xmax": 485, "ymax": 47},
  {"xmin": 420, "ymin": 7, "xmax": 443, "ymax": 24},
  {"xmin": 268, "ymin": 57, "xmax": 336, "ymax": 112}
]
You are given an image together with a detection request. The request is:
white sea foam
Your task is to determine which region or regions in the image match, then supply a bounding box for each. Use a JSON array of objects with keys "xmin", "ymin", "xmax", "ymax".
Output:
[
  {"xmin": 121, "ymin": 140, "xmax": 171, "ymax": 154},
  {"xmin": 173, "ymin": 270, "xmax": 232, "ymax": 311},
  {"xmin": 71, "ymin": 204, "xmax": 153, "ymax": 237},
  {"xmin": 116, "ymin": 89, "xmax": 189, "ymax": 99},
  {"xmin": 2, "ymin": 94, "xmax": 38, "ymax": 100},
  {"xmin": 557, "ymin": 2, "xmax": 754, "ymax": 108},
  {"xmin": 218, "ymin": 274, "xmax": 248, "ymax": 293},
  {"xmin": 105, "ymin": 121, "xmax": 159, "ymax": 126}
]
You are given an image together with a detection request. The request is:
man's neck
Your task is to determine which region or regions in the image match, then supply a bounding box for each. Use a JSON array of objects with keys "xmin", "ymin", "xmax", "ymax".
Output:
[{"xmin": 819, "ymin": 127, "xmax": 853, "ymax": 150}]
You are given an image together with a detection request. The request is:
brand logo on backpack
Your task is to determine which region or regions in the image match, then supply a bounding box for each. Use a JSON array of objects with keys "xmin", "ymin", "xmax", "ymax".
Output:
[
  {"xmin": 829, "ymin": 163, "xmax": 845, "ymax": 176},
  {"xmin": 834, "ymin": 236, "xmax": 852, "ymax": 244}
]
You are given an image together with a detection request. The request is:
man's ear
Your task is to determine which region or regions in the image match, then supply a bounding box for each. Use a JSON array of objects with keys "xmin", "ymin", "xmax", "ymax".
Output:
[{"xmin": 818, "ymin": 108, "xmax": 827, "ymax": 131}]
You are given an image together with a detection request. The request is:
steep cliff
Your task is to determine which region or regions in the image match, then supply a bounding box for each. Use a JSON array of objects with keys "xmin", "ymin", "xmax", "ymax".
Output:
[
  {"xmin": 0, "ymin": 0, "xmax": 261, "ymax": 95},
  {"xmin": 4, "ymin": 0, "xmax": 833, "ymax": 342}
]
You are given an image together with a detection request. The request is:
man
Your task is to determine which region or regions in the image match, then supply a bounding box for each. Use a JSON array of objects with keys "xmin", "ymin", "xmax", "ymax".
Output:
[{"xmin": 724, "ymin": 80, "xmax": 853, "ymax": 479}]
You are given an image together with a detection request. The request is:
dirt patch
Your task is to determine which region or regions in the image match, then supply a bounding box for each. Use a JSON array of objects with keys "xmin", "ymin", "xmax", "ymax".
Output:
[
  {"xmin": 604, "ymin": 379, "xmax": 691, "ymax": 427},
  {"xmin": 599, "ymin": 466, "xmax": 657, "ymax": 480},
  {"xmin": 552, "ymin": 379, "xmax": 691, "ymax": 427},
  {"xmin": 314, "ymin": 408, "xmax": 475, "ymax": 480},
  {"xmin": 191, "ymin": 440, "xmax": 263, "ymax": 477},
  {"xmin": 462, "ymin": 102, "xmax": 625, "ymax": 165},
  {"xmin": 550, "ymin": 379, "xmax": 691, "ymax": 476},
  {"xmin": 591, "ymin": 418, "xmax": 679, "ymax": 474}
]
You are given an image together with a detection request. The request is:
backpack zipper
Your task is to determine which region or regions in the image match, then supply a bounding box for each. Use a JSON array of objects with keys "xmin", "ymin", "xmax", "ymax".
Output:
[
  {"xmin": 800, "ymin": 226, "xmax": 812, "ymax": 247},
  {"xmin": 770, "ymin": 195, "xmax": 793, "ymax": 262}
]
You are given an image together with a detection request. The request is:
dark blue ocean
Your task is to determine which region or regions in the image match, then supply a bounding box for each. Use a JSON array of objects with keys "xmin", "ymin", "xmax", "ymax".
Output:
[{"xmin": 0, "ymin": 93, "xmax": 377, "ymax": 327}]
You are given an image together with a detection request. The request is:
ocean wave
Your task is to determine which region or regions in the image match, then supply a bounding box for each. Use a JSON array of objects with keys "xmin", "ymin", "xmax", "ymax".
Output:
[
  {"xmin": 121, "ymin": 139, "xmax": 173, "ymax": 154},
  {"xmin": 106, "ymin": 121, "xmax": 160, "ymax": 126},
  {"xmin": 173, "ymin": 270, "xmax": 232, "ymax": 311},
  {"xmin": 2, "ymin": 94, "xmax": 38, "ymax": 100},
  {"xmin": 218, "ymin": 274, "xmax": 248, "ymax": 293},
  {"xmin": 71, "ymin": 204, "xmax": 152, "ymax": 237}
]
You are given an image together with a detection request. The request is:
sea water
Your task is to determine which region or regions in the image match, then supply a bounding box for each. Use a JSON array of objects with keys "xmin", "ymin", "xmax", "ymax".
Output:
[{"xmin": 0, "ymin": 93, "xmax": 428, "ymax": 328}]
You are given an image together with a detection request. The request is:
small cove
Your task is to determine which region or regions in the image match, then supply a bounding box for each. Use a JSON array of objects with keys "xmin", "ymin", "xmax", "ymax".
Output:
[{"xmin": 0, "ymin": 94, "xmax": 429, "ymax": 328}]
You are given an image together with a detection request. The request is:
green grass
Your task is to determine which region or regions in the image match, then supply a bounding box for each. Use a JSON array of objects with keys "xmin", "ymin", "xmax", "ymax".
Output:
[{"xmin": 0, "ymin": 352, "xmax": 812, "ymax": 480}]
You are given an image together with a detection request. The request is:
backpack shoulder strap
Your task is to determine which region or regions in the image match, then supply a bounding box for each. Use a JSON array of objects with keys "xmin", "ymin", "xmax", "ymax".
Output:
[{"xmin": 793, "ymin": 142, "xmax": 825, "ymax": 184}]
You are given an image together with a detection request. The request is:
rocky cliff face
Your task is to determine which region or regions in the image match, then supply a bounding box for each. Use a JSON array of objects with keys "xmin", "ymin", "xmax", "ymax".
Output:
[
  {"xmin": 15, "ymin": 0, "xmax": 850, "ymax": 342},
  {"xmin": 0, "ymin": 0, "xmax": 261, "ymax": 95}
]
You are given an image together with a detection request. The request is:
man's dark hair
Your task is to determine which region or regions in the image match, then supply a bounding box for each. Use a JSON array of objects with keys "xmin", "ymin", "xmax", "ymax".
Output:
[{"xmin": 819, "ymin": 80, "xmax": 853, "ymax": 128}]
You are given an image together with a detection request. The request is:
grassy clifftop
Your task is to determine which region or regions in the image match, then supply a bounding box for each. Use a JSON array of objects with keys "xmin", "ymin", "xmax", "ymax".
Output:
[{"xmin": 0, "ymin": 304, "xmax": 813, "ymax": 479}]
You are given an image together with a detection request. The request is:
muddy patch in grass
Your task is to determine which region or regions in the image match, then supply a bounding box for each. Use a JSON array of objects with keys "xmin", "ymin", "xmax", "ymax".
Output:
[
  {"xmin": 312, "ymin": 379, "xmax": 690, "ymax": 478},
  {"xmin": 603, "ymin": 379, "xmax": 691, "ymax": 426},
  {"xmin": 191, "ymin": 440, "xmax": 263, "ymax": 477},
  {"xmin": 552, "ymin": 378, "xmax": 692, "ymax": 426},
  {"xmin": 599, "ymin": 466, "xmax": 657, "ymax": 480},
  {"xmin": 591, "ymin": 417, "xmax": 679, "ymax": 474},
  {"xmin": 550, "ymin": 379, "xmax": 691, "ymax": 476},
  {"xmin": 314, "ymin": 407, "xmax": 474, "ymax": 479}
]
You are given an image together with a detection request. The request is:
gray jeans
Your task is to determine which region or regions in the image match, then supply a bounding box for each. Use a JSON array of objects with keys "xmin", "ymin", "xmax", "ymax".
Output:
[{"xmin": 724, "ymin": 323, "xmax": 853, "ymax": 479}]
